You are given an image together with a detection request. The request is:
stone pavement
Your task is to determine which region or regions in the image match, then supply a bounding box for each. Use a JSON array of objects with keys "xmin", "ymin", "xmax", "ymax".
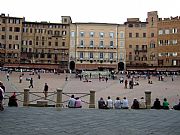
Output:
[
  {"xmin": 0, "ymin": 107, "xmax": 180, "ymax": 135},
  {"xmin": 1, "ymin": 71, "xmax": 180, "ymax": 108}
]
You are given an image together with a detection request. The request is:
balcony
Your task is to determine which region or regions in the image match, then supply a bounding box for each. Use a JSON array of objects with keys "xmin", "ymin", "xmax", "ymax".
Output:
[{"xmin": 134, "ymin": 49, "xmax": 147, "ymax": 52}]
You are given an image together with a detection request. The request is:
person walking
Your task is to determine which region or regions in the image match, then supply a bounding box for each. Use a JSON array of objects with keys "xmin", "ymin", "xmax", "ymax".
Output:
[
  {"xmin": 43, "ymin": 83, "xmax": 48, "ymax": 100},
  {"xmin": 29, "ymin": 78, "xmax": 33, "ymax": 88}
]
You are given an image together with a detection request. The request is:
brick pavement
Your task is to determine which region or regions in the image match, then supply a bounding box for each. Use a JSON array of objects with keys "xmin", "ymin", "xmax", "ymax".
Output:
[
  {"xmin": 1, "ymin": 71, "xmax": 180, "ymax": 108},
  {"xmin": 0, "ymin": 107, "xmax": 180, "ymax": 135}
]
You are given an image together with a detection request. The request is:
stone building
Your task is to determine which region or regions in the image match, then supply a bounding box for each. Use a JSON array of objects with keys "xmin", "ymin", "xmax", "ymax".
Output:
[
  {"xmin": 21, "ymin": 16, "xmax": 71, "ymax": 71},
  {"xmin": 0, "ymin": 13, "xmax": 24, "ymax": 66},
  {"xmin": 69, "ymin": 23, "xmax": 126, "ymax": 71},
  {"xmin": 157, "ymin": 16, "xmax": 180, "ymax": 67}
]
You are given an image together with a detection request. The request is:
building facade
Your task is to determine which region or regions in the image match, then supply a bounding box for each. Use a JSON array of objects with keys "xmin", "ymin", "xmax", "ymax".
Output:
[
  {"xmin": 0, "ymin": 13, "xmax": 24, "ymax": 66},
  {"xmin": 0, "ymin": 12, "xmax": 180, "ymax": 71},
  {"xmin": 69, "ymin": 23, "xmax": 126, "ymax": 71},
  {"xmin": 157, "ymin": 16, "xmax": 180, "ymax": 67}
]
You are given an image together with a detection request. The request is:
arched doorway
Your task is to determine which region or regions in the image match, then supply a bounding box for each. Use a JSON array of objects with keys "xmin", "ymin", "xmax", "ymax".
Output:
[
  {"xmin": 69, "ymin": 61, "xmax": 75, "ymax": 71},
  {"xmin": 118, "ymin": 62, "xmax": 124, "ymax": 71}
]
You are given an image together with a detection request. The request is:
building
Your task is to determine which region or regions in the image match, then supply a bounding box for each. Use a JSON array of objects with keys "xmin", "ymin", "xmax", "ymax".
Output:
[
  {"xmin": 0, "ymin": 12, "xmax": 180, "ymax": 71},
  {"xmin": 69, "ymin": 23, "xmax": 126, "ymax": 71},
  {"xmin": 125, "ymin": 11, "xmax": 159, "ymax": 69},
  {"xmin": 0, "ymin": 13, "xmax": 24, "ymax": 66},
  {"xmin": 157, "ymin": 16, "xmax": 180, "ymax": 67}
]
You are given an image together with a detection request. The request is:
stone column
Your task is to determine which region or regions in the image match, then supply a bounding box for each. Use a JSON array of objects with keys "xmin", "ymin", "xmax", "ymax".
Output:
[
  {"xmin": 23, "ymin": 88, "xmax": 30, "ymax": 106},
  {"xmin": 89, "ymin": 90, "xmax": 95, "ymax": 108},
  {"xmin": 56, "ymin": 88, "xmax": 63, "ymax": 107},
  {"xmin": 145, "ymin": 90, "xmax": 151, "ymax": 109}
]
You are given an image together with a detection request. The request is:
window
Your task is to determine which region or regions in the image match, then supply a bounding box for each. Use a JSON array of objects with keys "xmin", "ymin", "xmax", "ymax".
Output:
[
  {"xmin": 173, "ymin": 52, "xmax": 177, "ymax": 56},
  {"xmin": 110, "ymin": 41, "xmax": 114, "ymax": 47},
  {"xmin": 172, "ymin": 60, "xmax": 177, "ymax": 66},
  {"xmin": 9, "ymin": 35, "xmax": 12, "ymax": 40},
  {"xmin": 71, "ymin": 31, "xmax": 75, "ymax": 37},
  {"xmin": 165, "ymin": 29, "xmax": 169, "ymax": 34},
  {"xmin": 100, "ymin": 41, "xmax": 104, "ymax": 47},
  {"xmin": 55, "ymin": 42, "xmax": 58, "ymax": 46},
  {"xmin": 143, "ymin": 33, "xmax": 146, "ymax": 38},
  {"xmin": 120, "ymin": 41, "xmax": 124, "ymax": 48},
  {"xmin": 62, "ymin": 42, "xmax": 65, "ymax": 46},
  {"xmin": 158, "ymin": 30, "xmax": 163, "ymax": 35},
  {"xmin": 151, "ymin": 33, "xmax": 154, "ymax": 37},
  {"xmin": 172, "ymin": 40, "xmax": 177, "ymax": 45},
  {"xmin": 1, "ymin": 35, "xmax": 5, "ymax": 39},
  {"xmin": 89, "ymin": 52, "xmax": 93, "ymax": 59},
  {"xmin": 15, "ymin": 35, "xmax": 18, "ymax": 40},
  {"xmin": 62, "ymin": 31, "xmax": 66, "ymax": 35},
  {"xmin": 109, "ymin": 52, "xmax": 113, "ymax": 59},
  {"xmin": 14, "ymin": 27, "xmax": 20, "ymax": 32},
  {"xmin": 80, "ymin": 40, "xmax": 84, "ymax": 47},
  {"xmin": 48, "ymin": 42, "xmax": 51, "ymax": 46},
  {"xmin": 129, "ymin": 45, "xmax": 132, "ymax": 48},
  {"xmin": 30, "ymin": 28, "xmax": 33, "ymax": 33},
  {"xmin": 109, "ymin": 32, "xmax": 114, "ymax": 38},
  {"xmin": 159, "ymin": 40, "xmax": 163, "ymax": 45},
  {"xmin": 29, "ymin": 40, "xmax": 32, "ymax": 45},
  {"xmin": 80, "ymin": 32, "xmax": 84, "ymax": 37},
  {"xmin": 165, "ymin": 40, "xmax": 169, "ymax": 45},
  {"xmin": 136, "ymin": 33, "xmax": 139, "ymax": 38},
  {"xmin": 9, "ymin": 27, "xmax": 13, "ymax": 31},
  {"xmin": 2, "ymin": 27, "xmax": 5, "ymax": 31},
  {"xmin": 120, "ymin": 31, "xmax": 124, "ymax": 38},
  {"xmin": 42, "ymin": 42, "xmax": 44, "ymax": 46},
  {"xmin": 172, "ymin": 28, "xmax": 177, "ymax": 34},
  {"xmin": 42, "ymin": 36, "xmax": 45, "ymax": 40},
  {"xmin": 129, "ymin": 33, "xmax": 132, "ymax": 38},
  {"xmin": 99, "ymin": 52, "xmax": 103, "ymax": 59},
  {"xmin": 90, "ymin": 40, "xmax": 94, "ymax": 47},
  {"xmin": 99, "ymin": 32, "xmax": 104, "ymax": 38},
  {"xmin": 136, "ymin": 45, "xmax": 139, "ymax": 50},
  {"xmin": 36, "ymin": 42, "xmax": 38, "ymax": 45},
  {"xmin": 80, "ymin": 52, "xmax": 83, "ymax": 59},
  {"xmin": 9, "ymin": 44, "xmax": 12, "ymax": 49},
  {"xmin": 90, "ymin": 32, "xmax": 94, "ymax": 38},
  {"xmin": 150, "ymin": 41, "xmax": 155, "ymax": 48}
]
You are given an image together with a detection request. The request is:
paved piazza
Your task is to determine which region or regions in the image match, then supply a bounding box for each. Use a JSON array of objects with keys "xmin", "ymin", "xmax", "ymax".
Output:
[
  {"xmin": 0, "ymin": 71, "xmax": 180, "ymax": 108},
  {"xmin": 0, "ymin": 71, "xmax": 180, "ymax": 135}
]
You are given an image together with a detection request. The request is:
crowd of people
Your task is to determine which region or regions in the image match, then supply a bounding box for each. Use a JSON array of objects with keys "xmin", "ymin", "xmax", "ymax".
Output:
[{"xmin": 97, "ymin": 96, "xmax": 180, "ymax": 110}]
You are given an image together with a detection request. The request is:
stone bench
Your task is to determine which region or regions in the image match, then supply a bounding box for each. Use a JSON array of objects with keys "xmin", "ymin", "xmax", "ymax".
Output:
[{"xmin": 37, "ymin": 100, "xmax": 48, "ymax": 107}]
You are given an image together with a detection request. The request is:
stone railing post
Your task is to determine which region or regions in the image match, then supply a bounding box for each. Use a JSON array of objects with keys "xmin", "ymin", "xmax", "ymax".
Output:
[
  {"xmin": 145, "ymin": 90, "xmax": 151, "ymax": 109},
  {"xmin": 23, "ymin": 88, "xmax": 30, "ymax": 106},
  {"xmin": 56, "ymin": 88, "xmax": 63, "ymax": 107},
  {"xmin": 89, "ymin": 90, "xmax": 95, "ymax": 108}
]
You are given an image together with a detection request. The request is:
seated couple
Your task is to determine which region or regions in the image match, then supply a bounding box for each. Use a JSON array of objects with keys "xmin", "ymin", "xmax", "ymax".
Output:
[{"xmin": 68, "ymin": 95, "xmax": 82, "ymax": 108}]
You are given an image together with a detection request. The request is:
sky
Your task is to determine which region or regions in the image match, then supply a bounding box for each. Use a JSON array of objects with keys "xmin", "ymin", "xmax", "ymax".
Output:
[{"xmin": 1, "ymin": 0, "xmax": 180, "ymax": 24}]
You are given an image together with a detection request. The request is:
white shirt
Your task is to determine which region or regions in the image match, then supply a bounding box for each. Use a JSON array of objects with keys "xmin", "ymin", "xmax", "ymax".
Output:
[
  {"xmin": 106, "ymin": 99, "xmax": 113, "ymax": 108},
  {"xmin": 122, "ymin": 99, "xmax": 129, "ymax": 108},
  {"xmin": 0, "ymin": 87, "xmax": 4, "ymax": 98},
  {"xmin": 114, "ymin": 100, "xmax": 122, "ymax": 109}
]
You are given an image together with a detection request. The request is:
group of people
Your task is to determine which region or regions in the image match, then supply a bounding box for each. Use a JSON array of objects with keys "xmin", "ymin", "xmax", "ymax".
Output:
[
  {"xmin": 98, "ymin": 96, "xmax": 144, "ymax": 109},
  {"xmin": 68, "ymin": 95, "xmax": 82, "ymax": 108},
  {"xmin": 151, "ymin": 98, "xmax": 180, "ymax": 110}
]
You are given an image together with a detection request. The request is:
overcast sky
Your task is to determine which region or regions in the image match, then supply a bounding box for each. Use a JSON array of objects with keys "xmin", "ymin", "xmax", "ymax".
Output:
[{"xmin": 1, "ymin": 0, "xmax": 180, "ymax": 23}]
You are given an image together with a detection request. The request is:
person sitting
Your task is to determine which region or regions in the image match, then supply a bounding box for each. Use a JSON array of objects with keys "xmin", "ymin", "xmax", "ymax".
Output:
[
  {"xmin": 106, "ymin": 96, "xmax": 113, "ymax": 109},
  {"xmin": 139, "ymin": 97, "xmax": 146, "ymax": 109},
  {"xmin": 98, "ymin": 97, "xmax": 108, "ymax": 109},
  {"xmin": 114, "ymin": 97, "xmax": 122, "ymax": 109},
  {"xmin": 131, "ymin": 98, "xmax": 140, "ymax": 109},
  {"xmin": 8, "ymin": 92, "xmax": 18, "ymax": 107},
  {"xmin": 162, "ymin": 98, "xmax": 169, "ymax": 110},
  {"xmin": 68, "ymin": 95, "xmax": 76, "ymax": 108},
  {"xmin": 151, "ymin": 98, "xmax": 162, "ymax": 109},
  {"xmin": 122, "ymin": 97, "xmax": 129, "ymax": 109},
  {"xmin": 173, "ymin": 99, "xmax": 180, "ymax": 110},
  {"xmin": 75, "ymin": 97, "xmax": 82, "ymax": 108}
]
